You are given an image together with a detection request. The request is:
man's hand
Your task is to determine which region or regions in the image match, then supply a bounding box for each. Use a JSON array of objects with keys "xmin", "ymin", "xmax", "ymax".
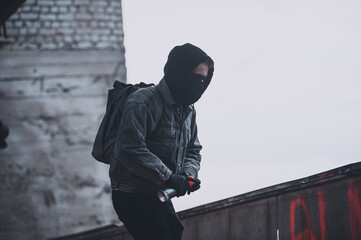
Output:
[
  {"xmin": 186, "ymin": 176, "xmax": 201, "ymax": 194},
  {"xmin": 163, "ymin": 174, "xmax": 191, "ymax": 197}
]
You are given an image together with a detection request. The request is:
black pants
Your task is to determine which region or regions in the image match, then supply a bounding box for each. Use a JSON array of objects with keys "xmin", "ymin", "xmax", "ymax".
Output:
[{"xmin": 112, "ymin": 190, "xmax": 184, "ymax": 240}]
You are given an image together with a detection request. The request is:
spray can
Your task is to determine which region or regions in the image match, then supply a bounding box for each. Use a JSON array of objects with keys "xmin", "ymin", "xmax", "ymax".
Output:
[{"xmin": 157, "ymin": 176, "xmax": 196, "ymax": 202}]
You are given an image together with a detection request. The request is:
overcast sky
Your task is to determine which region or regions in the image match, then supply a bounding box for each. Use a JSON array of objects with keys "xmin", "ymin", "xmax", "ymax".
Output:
[{"xmin": 121, "ymin": 0, "xmax": 361, "ymax": 211}]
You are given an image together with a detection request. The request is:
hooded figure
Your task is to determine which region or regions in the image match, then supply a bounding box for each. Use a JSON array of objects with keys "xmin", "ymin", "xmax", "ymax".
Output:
[
  {"xmin": 110, "ymin": 43, "xmax": 214, "ymax": 240},
  {"xmin": 164, "ymin": 43, "xmax": 214, "ymax": 106}
]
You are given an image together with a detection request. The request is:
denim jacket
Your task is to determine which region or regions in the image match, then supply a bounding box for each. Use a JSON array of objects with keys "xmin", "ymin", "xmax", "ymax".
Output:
[{"xmin": 109, "ymin": 79, "xmax": 202, "ymax": 193}]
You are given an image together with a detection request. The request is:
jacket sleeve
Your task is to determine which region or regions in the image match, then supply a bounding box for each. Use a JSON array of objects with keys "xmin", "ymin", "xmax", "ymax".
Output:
[
  {"xmin": 183, "ymin": 111, "xmax": 202, "ymax": 178},
  {"xmin": 114, "ymin": 102, "xmax": 172, "ymax": 185}
]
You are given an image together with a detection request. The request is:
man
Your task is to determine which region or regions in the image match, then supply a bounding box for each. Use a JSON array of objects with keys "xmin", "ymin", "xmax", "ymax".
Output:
[{"xmin": 110, "ymin": 43, "xmax": 214, "ymax": 240}]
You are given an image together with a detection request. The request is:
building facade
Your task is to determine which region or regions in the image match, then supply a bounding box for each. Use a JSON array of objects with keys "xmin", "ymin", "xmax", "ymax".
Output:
[{"xmin": 0, "ymin": 1, "xmax": 126, "ymax": 239}]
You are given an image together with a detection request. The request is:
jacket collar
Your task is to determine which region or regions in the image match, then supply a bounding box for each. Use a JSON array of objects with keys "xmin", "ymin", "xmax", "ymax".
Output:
[
  {"xmin": 158, "ymin": 78, "xmax": 177, "ymax": 107},
  {"xmin": 158, "ymin": 78, "xmax": 194, "ymax": 114}
]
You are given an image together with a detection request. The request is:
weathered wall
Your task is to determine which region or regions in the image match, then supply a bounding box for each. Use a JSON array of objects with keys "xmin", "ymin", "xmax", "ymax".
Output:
[
  {"xmin": 179, "ymin": 163, "xmax": 361, "ymax": 240},
  {"xmin": 2, "ymin": 0, "xmax": 124, "ymax": 51},
  {"xmin": 0, "ymin": 1, "xmax": 126, "ymax": 240},
  {"xmin": 51, "ymin": 162, "xmax": 361, "ymax": 240}
]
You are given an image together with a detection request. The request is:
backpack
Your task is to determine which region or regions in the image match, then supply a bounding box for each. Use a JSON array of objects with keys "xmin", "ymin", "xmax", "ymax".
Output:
[{"xmin": 91, "ymin": 80, "xmax": 154, "ymax": 164}]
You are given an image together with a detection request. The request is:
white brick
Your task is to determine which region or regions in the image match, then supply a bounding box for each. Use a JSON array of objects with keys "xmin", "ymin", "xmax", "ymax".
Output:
[
  {"xmin": 57, "ymin": 28, "xmax": 74, "ymax": 35},
  {"xmin": 15, "ymin": 21, "xmax": 23, "ymax": 27},
  {"xmin": 41, "ymin": 43, "xmax": 57, "ymax": 49},
  {"xmin": 91, "ymin": 34, "xmax": 98, "ymax": 42},
  {"xmin": 111, "ymin": 1, "xmax": 121, "ymax": 7},
  {"xmin": 114, "ymin": 29, "xmax": 122, "ymax": 35},
  {"xmin": 100, "ymin": 35, "xmax": 109, "ymax": 41},
  {"xmin": 64, "ymin": 36, "xmax": 73, "ymax": 42},
  {"xmin": 56, "ymin": 0, "xmax": 72, "ymax": 5},
  {"xmin": 93, "ymin": 29, "xmax": 110, "ymax": 35},
  {"xmin": 24, "ymin": 21, "xmax": 33, "ymax": 28},
  {"xmin": 109, "ymin": 35, "xmax": 117, "ymax": 42},
  {"xmin": 10, "ymin": 13, "xmax": 21, "ymax": 20},
  {"xmin": 75, "ymin": 13, "xmax": 91, "ymax": 20},
  {"xmin": 21, "ymin": 13, "xmax": 38, "ymax": 20},
  {"xmin": 77, "ymin": 21, "xmax": 87, "ymax": 28},
  {"xmin": 113, "ymin": 7, "xmax": 121, "ymax": 14},
  {"xmin": 76, "ymin": 28, "xmax": 92, "ymax": 35},
  {"xmin": 22, "ymin": 6, "xmax": 32, "ymax": 12},
  {"xmin": 96, "ymin": 42, "xmax": 111, "ymax": 49},
  {"xmin": 93, "ymin": 1, "xmax": 107, "ymax": 6},
  {"xmin": 75, "ymin": 0, "xmax": 90, "ymax": 5},
  {"xmin": 107, "ymin": 22, "xmax": 115, "ymax": 28},
  {"xmin": 41, "ymin": 6, "xmax": 50, "ymax": 13},
  {"xmin": 74, "ymin": 35, "xmax": 82, "ymax": 41},
  {"xmin": 98, "ymin": 21, "xmax": 106, "ymax": 28},
  {"xmin": 19, "ymin": 28, "xmax": 28, "ymax": 35},
  {"xmin": 33, "ymin": 22, "xmax": 41, "ymax": 28},
  {"xmin": 24, "ymin": 43, "xmax": 38, "ymax": 49},
  {"xmin": 43, "ymin": 21, "xmax": 51, "ymax": 27},
  {"xmin": 78, "ymin": 6, "xmax": 87, "ymax": 13},
  {"xmin": 55, "ymin": 35, "xmax": 64, "ymax": 41},
  {"xmin": 78, "ymin": 42, "xmax": 92, "ymax": 49},
  {"xmin": 88, "ymin": 6, "xmax": 96, "ymax": 13},
  {"xmin": 52, "ymin": 22, "xmax": 60, "ymax": 27},
  {"xmin": 26, "ymin": 0, "xmax": 37, "ymax": 4},
  {"xmin": 40, "ymin": 14, "xmax": 57, "ymax": 21},
  {"xmin": 29, "ymin": 28, "xmax": 38, "ymax": 35},
  {"xmin": 61, "ymin": 21, "xmax": 71, "ymax": 27},
  {"xmin": 57, "ymin": 14, "xmax": 73, "ymax": 20},
  {"xmin": 51, "ymin": 6, "xmax": 59, "ymax": 13},
  {"xmin": 39, "ymin": 0, "xmax": 53, "ymax": 5},
  {"xmin": 59, "ymin": 6, "xmax": 68, "ymax": 13},
  {"xmin": 93, "ymin": 14, "xmax": 108, "ymax": 20},
  {"xmin": 32, "ymin": 6, "xmax": 40, "ymax": 12},
  {"xmin": 39, "ymin": 28, "xmax": 56, "ymax": 35}
]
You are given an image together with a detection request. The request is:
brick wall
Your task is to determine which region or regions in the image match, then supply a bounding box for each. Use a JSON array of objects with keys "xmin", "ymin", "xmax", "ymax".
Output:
[
  {"xmin": 0, "ymin": 1, "xmax": 126, "ymax": 239},
  {"xmin": 3, "ymin": 0, "xmax": 124, "ymax": 50}
]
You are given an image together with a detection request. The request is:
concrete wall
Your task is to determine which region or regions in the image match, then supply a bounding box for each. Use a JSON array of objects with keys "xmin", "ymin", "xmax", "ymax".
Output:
[
  {"xmin": 0, "ymin": 1, "xmax": 126, "ymax": 239},
  {"xmin": 52, "ymin": 162, "xmax": 361, "ymax": 240},
  {"xmin": 179, "ymin": 163, "xmax": 361, "ymax": 240}
]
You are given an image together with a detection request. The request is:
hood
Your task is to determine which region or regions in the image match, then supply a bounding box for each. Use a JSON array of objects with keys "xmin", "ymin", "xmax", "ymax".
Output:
[{"xmin": 163, "ymin": 43, "xmax": 214, "ymax": 106}]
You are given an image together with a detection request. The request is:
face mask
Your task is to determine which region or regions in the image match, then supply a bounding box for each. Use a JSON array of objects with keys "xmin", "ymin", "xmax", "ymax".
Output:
[{"xmin": 174, "ymin": 73, "xmax": 207, "ymax": 106}]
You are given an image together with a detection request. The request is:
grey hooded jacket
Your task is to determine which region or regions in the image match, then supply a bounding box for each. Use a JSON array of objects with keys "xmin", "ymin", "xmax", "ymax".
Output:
[{"xmin": 109, "ymin": 79, "xmax": 202, "ymax": 194}]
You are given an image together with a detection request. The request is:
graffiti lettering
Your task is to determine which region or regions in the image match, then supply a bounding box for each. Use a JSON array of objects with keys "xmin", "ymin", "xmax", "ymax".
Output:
[
  {"xmin": 290, "ymin": 196, "xmax": 316, "ymax": 240},
  {"xmin": 348, "ymin": 184, "xmax": 361, "ymax": 240},
  {"xmin": 318, "ymin": 189, "xmax": 326, "ymax": 240},
  {"xmin": 290, "ymin": 183, "xmax": 361, "ymax": 240}
]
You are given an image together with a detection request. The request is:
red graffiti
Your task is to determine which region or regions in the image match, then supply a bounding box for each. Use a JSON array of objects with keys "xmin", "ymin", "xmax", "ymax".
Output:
[
  {"xmin": 348, "ymin": 184, "xmax": 361, "ymax": 240},
  {"xmin": 289, "ymin": 182, "xmax": 361, "ymax": 240},
  {"xmin": 318, "ymin": 189, "xmax": 326, "ymax": 240},
  {"xmin": 290, "ymin": 196, "xmax": 316, "ymax": 240}
]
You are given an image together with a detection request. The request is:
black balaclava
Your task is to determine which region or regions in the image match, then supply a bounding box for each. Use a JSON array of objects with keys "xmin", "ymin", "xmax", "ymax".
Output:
[{"xmin": 164, "ymin": 43, "xmax": 214, "ymax": 106}]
